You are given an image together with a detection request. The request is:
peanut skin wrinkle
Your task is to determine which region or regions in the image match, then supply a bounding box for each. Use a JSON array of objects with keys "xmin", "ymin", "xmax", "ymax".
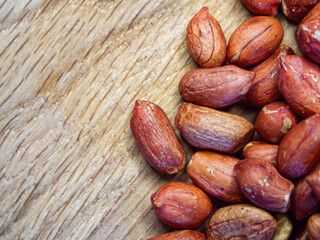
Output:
[
  {"xmin": 296, "ymin": 2, "xmax": 320, "ymax": 64},
  {"xmin": 186, "ymin": 7, "xmax": 226, "ymax": 68},
  {"xmin": 179, "ymin": 65, "xmax": 255, "ymax": 108},
  {"xmin": 130, "ymin": 100, "xmax": 186, "ymax": 175},
  {"xmin": 175, "ymin": 102, "xmax": 254, "ymax": 154},
  {"xmin": 151, "ymin": 182, "xmax": 212, "ymax": 229},
  {"xmin": 307, "ymin": 213, "xmax": 320, "ymax": 240},
  {"xmin": 235, "ymin": 159, "xmax": 294, "ymax": 213},
  {"xmin": 187, "ymin": 151, "xmax": 247, "ymax": 203},
  {"xmin": 277, "ymin": 113, "xmax": 320, "ymax": 179},
  {"xmin": 292, "ymin": 177, "xmax": 320, "ymax": 220},
  {"xmin": 279, "ymin": 55, "xmax": 320, "ymax": 118},
  {"xmin": 206, "ymin": 204, "xmax": 277, "ymax": 240},
  {"xmin": 244, "ymin": 45, "xmax": 295, "ymax": 107},
  {"xmin": 226, "ymin": 16, "xmax": 284, "ymax": 67},
  {"xmin": 242, "ymin": 141, "xmax": 279, "ymax": 166},
  {"xmin": 306, "ymin": 168, "xmax": 320, "ymax": 200}
]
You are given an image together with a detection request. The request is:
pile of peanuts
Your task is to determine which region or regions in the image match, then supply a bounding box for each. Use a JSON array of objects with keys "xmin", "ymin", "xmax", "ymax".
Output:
[{"xmin": 131, "ymin": 1, "xmax": 320, "ymax": 239}]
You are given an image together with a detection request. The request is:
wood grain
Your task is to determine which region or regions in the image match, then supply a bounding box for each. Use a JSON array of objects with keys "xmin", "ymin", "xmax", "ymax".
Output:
[{"xmin": 0, "ymin": 0, "xmax": 299, "ymax": 239}]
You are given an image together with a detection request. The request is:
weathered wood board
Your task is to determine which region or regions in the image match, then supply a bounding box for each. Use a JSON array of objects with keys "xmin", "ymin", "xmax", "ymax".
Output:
[{"xmin": 0, "ymin": 0, "xmax": 300, "ymax": 239}]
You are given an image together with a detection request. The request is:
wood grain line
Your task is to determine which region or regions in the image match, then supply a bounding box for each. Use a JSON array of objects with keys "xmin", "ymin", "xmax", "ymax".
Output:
[
  {"xmin": 75, "ymin": 21, "xmax": 85, "ymax": 35},
  {"xmin": 23, "ymin": 0, "xmax": 32, "ymax": 10},
  {"xmin": 65, "ymin": 19, "xmax": 79, "ymax": 38},
  {"xmin": 52, "ymin": 215, "xmax": 68, "ymax": 240},
  {"xmin": 0, "ymin": 168, "xmax": 5, "ymax": 181},
  {"xmin": 72, "ymin": 0, "xmax": 86, "ymax": 15},
  {"xmin": 31, "ymin": 194, "xmax": 54, "ymax": 234},
  {"xmin": 78, "ymin": 91, "xmax": 100, "ymax": 121},
  {"xmin": 88, "ymin": 9, "xmax": 98, "ymax": 24},
  {"xmin": 25, "ymin": 54, "xmax": 44, "ymax": 79},
  {"xmin": 54, "ymin": 190, "xmax": 77, "ymax": 222},
  {"xmin": 0, "ymin": 108, "xmax": 20, "ymax": 134},
  {"xmin": 33, "ymin": 145, "xmax": 50, "ymax": 161},
  {"xmin": 38, "ymin": 94, "xmax": 50, "ymax": 112},
  {"xmin": 0, "ymin": 0, "xmax": 7, "ymax": 9},
  {"xmin": 13, "ymin": 173, "xmax": 47, "ymax": 224},
  {"xmin": 75, "ymin": 128, "xmax": 84, "ymax": 142},
  {"xmin": 62, "ymin": 111, "xmax": 72, "ymax": 128},
  {"xmin": 0, "ymin": 130, "xmax": 10, "ymax": 149},
  {"xmin": 83, "ymin": 45, "xmax": 94, "ymax": 60},
  {"xmin": 90, "ymin": 164, "xmax": 119, "ymax": 204},
  {"xmin": 54, "ymin": 73, "xmax": 64, "ymax": 88},
  {"xmin": 41, "ymin": 18, "xmax": 59, "ymax": 41},
  {"xmin": 86, "ymin": 25, "xmax": 96, "ymax": 38},
  {"xmin": 40, "ymin": 1, "xmax": 70, "ymax": 40},
  {"xmin": 1, "ymin": 6, "xmax": 14, "ymax": 23},
  {"xmin": 36, "ymin": 192, "xmax": 55, "ymax": 228},
  {"xmin": 40, "ymin": 0, "xmax": 53, "ymax": 14},
  {"xmin": 128, "ymin": 71, "xmax": 151, "ymax": 102},
  {"xmin": 53, "ymin": 60, "xmax": 77, "ymax": 88},
  {"xmin": 128, "ymin": 0, "xmax": 151, "ymax": 30},
  {"xmin": 53, "ymin": 152, "xmax": 73, "ymax": 176},
  {"xmin": 105, "ymin": 0, "xmax": 124, "ymax": 23},
  {"xmin": 1, "ymin": 60, "xmax": 14, "ymax": 79},
  {"xmin": 40, "ymin": 53, "xmax": 56, "ymax": 73},
  {"xmin": 153, "ymin": 39, "xmax": 185, "ymax": 90},
  {"xmin": 13, "ymin": 189, "xmax": 26, "ymax": 206},
  {"xmin": 100, "ymin": 28, "xmax": 115, "ymax": 46},
  {"xmin": 13, "ymin": 38, "xmax": 29, "ymax": 57},
  {"xmin": 9, "ymin": 140, "xmax": 26, "ymax": 166},
  {"xmin": 59, "ymin": 37, "xmax": 72, "ymax": 53},
  {"xmin": 74, "ymin": 149, "xmax": 101, "ymax": 185},
  {"xmin": 87, "ymin": 72, "xmax": 111, "ymax": 123},
  {"xmin": 6, "ymin": 11, "xmax": 27, "ymax": 34},
  {"xmin": 17, "ymin": 178, "xmax": 26, "ymax": 191},
  {"xmin": 143, "ymin": 219, "xmax": 161, "ymax": 238},
  {"xmin": 33, "ymin": 42, "xmax": 43, "ymax": 54},
  {"xmin": 17, "ymin": 141, "xmax": 33, "ymax": 162},
  {"xmin": 107, "ymin": 187, "xmax": 152, "ymax": 239},
  {"xmin": 0, "ymin": 33, "xmax": 19, "ymax": 58},
  {"xmin": 65, "ymin": 155, "xmax": 85, "ymax": 183}
]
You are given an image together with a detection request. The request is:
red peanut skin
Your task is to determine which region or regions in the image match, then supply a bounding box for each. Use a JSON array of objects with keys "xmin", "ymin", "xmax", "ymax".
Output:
[
  {"xmin": 130, "ymin": 100, "xmax": 186, "ymax": 175},
  {"xmin": 244, "ymin": 46, "xmax": 295, "ymax": 107},
  {"xmin": 240, "ymin": 0, "xmax": 281, "ymax": 15},
  {"xmin": 175, "ymin": 102, "xmax": 255, "ymax": 154},
  {"xmin": 307, "ymin": 213, "xmax": 320, "ymax": 240},
  {"xmin": 242, "ymin": 141, "xmax": 279, "ymax": 166},
  {"xmin": 235, "ymin": 159, "xmax": 294, "ymax": 213},
  {"xmin": 147, "ymin": 230, "xmax": 206, "ymax": 240},
  {"xmin": 226, "ymin": 16, "xmax": 284, "ymax": 67},
  {"xmin": 179, "ymin": 65, "xmax": 255, "ymax": 108},
  {"xmin": 306, "ymin": 168, "xmax": 320, "ymax": 200},
  {"xmin": 296, "ymin": 2, "xmax": 320, "ymax": 64},
  {"xmin": 255, "ymin": 102, "xmax": 299, "ymax": 143},
  {"xmin": 291, "ymin": 177, "xmax": 320, "ymax": 221},
  {"xmin": 279, "ymin": 55, "xmax": 320, "ymax": 118},
  {"xmin": 187, "ymin": 151, "xmax": 246, "ymax": 203},
  {"xmin": 282, "ymin": 0, "xmax": 319, "ymax": 23},
  {"xmin": 206, "ymin": 204, "xmax": 277, "ymax": 240},
  {"xmin": 186, "ymin": 7, "xmax": 226, "ymax": 68},
  {"xmin": 277, "ymin": 113, "xmax": 320, "ymax": 179},
  {"xmin": 151, "ymin": 182, "xmax": 212, "ymax": 229}
]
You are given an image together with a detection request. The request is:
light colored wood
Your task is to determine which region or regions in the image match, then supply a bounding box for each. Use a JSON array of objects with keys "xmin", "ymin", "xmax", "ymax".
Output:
[{"xmin": 0, "ymin": 0, "xmax": 299, "ymax": 239}]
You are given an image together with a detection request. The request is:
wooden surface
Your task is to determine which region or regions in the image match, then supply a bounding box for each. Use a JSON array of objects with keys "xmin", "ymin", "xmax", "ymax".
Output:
[{"xmin": 0, "ymin": 0, "xmax": 300, "ymax": 239}]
